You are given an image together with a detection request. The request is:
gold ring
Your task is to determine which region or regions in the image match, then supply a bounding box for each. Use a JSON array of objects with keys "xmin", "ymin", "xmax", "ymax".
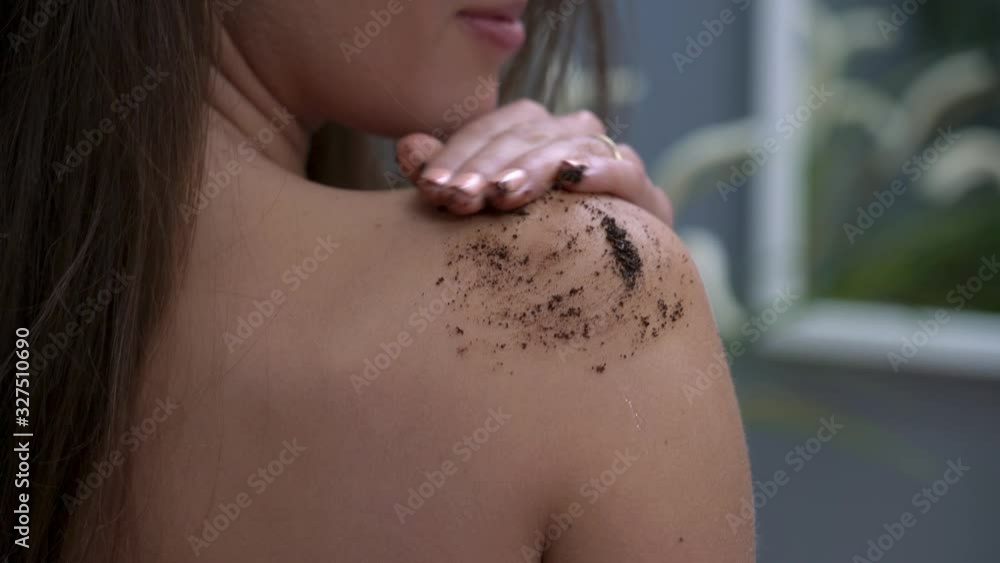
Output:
[{"xmin": 592, "ymin": 134, "xmax": 622, "ymax": 160}]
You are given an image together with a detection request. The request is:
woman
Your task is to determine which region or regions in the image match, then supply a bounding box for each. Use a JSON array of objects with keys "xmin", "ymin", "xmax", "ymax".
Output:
[{"xmin": 1, "ymin": 1, "xmax": 752, "ymax": 561}]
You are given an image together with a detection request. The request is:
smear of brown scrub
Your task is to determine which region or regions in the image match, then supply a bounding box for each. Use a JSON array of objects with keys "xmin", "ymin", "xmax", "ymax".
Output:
[{"xmin": 442, "ymin": 192, "xmax": 687, "ymax": 366}]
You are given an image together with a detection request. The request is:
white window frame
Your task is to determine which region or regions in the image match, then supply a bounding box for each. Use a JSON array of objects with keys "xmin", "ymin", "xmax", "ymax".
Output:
[{"xmin": 749, "ymin": 0, "xmax": 1000, "ymax": 379}]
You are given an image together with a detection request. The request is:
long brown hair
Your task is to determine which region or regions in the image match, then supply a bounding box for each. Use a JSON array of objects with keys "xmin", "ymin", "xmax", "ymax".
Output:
[{"xmin": 0, "ymin": 2, "xmax": 611, "ymax": 561}]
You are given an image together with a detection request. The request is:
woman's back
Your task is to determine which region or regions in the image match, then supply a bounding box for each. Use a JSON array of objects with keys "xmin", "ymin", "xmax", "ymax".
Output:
[{"xmin": 131, "ymin": 165, "xmax": 753, "ymax": 562}]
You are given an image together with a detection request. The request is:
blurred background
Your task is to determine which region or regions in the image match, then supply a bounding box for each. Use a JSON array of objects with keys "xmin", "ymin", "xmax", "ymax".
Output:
[{"xmin": 601, "ymin": 0, "xmax": 999, "ymax": 560}]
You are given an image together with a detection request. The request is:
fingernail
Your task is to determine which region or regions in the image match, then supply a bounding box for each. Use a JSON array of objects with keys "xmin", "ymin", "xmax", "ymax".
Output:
[
  {"xmin": 555, "ymin": 160, "xmax": 588, "ymax": 189},
  {"xmin": 398, "ymin": 156, "xmax": 426, "ymax": 177},
  {"xmin": 419, "ymin": 168, "xmax": 453, "ymax": 190},
  {"xmin": 494, "ymin": 169, "xmax": 527, "ymax": 196},
  {"xmin": 449, "ymin": 172, "xmax": 484, "ymax": 197}
]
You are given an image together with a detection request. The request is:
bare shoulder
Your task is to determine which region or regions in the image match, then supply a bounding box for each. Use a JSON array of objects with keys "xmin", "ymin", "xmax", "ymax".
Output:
[
  {"xmin": 434, "ymin": 191, "xmax": 683, "ymax": 347},
  {"xmin": 435, "ymin": 191, "xmax": 754, "ymax": 563},
  {"xmin": 434, "ymin": 190, "xmax": 711, "ymax": 374}
]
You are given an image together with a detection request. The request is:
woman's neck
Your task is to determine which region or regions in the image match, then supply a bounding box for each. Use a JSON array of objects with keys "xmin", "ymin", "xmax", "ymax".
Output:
[{"xmin": 206, "ymin": 27, "xmax": 313, "ymax": 176}]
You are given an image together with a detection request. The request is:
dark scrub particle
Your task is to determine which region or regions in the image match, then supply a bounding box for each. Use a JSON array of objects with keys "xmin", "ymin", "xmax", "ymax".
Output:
[{"xmin": 600, "ymin": 215, "xmax": 642, "ymax": 290}]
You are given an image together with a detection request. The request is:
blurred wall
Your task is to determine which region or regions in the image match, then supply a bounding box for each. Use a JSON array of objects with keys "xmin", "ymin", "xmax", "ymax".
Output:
[{"xmin": 625, "ymin": 1, "xmax": 1000, "ymax": 561}]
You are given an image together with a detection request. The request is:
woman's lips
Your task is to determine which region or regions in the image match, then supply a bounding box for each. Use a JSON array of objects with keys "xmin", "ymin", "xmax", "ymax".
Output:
[{"xmin": 458, "ymin": 9, "xmax": 526, "ymax": 52}]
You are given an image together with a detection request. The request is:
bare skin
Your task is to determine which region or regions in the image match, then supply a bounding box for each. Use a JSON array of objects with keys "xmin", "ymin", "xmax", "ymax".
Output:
[{"xmin": 127, "ymin": 17, "xmax": 753, "ymax": 563}]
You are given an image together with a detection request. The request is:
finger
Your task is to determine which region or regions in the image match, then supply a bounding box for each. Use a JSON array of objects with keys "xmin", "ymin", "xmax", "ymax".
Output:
[
  {"xmin": 446, "ymin": 129, "xmax": 560, "ymax": 205},
  {"xmin": 449, "ymin": 110, "xmax": 607, "ymax": 189},
  {"xmin": 417, "ymin": 99, "xmax": 549, "ymax": 189},
  {"xmin": 561, "ymin": 158, "xmax": 674, "ymax": 226},
  {"xmin": 567, "ymin": 134, "xmax": 637, "ymax": 165},
  {"xmin": 396, "ymin": 133, "xmax": 443, "ymax": 181},
  {"xmin": 615, "ymin": 143, "xmax": 644, "ymax": 168},
  {"xmin": 556, "ymin": 110, "xmax": 608, "ymax": 137},
  {"xmin": 601, "ymin": 145, "xmax": 672, "ymax": 226},
  {"xmin": 396, "ymin": 133, "xmax": 455, "ymax": 207},
  {"xmin": 445, "ymin": 111, "xmax": 607, "ymax": 209},
  {"xmin": 484, "ymin": 136, "xmax": 612, "ymax": 210},
  {"xmin": 441, "ymin": 172, "xmax": 490, "ymax": 216},
  {"xmin": 561, "ymin": 142, "xmax": 671, "ymax": 225}
]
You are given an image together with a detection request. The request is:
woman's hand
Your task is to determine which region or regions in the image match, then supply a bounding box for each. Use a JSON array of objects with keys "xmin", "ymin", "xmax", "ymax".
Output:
[{"xmin": 395, "ymin": 99, "xmax": 673, "ymax": 226}]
